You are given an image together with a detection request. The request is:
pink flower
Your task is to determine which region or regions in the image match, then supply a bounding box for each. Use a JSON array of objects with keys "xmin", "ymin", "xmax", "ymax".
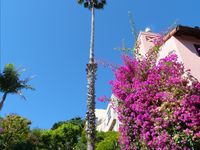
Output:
[{"xmin": 109, "ymin": 53, "xmax": 200, "ymax": 149}]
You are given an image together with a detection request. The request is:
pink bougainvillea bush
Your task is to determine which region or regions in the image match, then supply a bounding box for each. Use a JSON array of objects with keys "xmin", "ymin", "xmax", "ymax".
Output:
[{"xmin": 110, "ymin": 53, "xmax": 200, "ymax": 150}]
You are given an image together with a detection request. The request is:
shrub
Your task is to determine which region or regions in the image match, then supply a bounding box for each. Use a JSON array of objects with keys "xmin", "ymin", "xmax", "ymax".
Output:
[
  {"xmin": 0, "ymin": 114, "xmax": 31, "ymax": 149},
  {"xmin": 96, "ymin": 131, "xmax": 120, "ymax": 150},
  {"xmin": 111, "ymin": 53, "xmax": 200, "ymax": 150}
]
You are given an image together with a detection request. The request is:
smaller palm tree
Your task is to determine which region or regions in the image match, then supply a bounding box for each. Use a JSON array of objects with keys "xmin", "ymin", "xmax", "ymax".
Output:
[{"xmin": 0, "ymin": 64, "xmax": 34, "ymax": 111}]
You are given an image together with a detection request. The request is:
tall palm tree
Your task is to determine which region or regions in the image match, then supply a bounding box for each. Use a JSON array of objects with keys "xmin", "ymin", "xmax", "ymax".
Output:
[
  {"xmin": 0, "ymin": 64, "xmax": 33, "ymax": 111},
  {"xmin": 77, "ymin": 1, "xmax": 106, "ymax": 150}
]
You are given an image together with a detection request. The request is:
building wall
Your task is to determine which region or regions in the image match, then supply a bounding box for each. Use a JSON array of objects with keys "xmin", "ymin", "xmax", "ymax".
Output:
[
  {"xmin": 104, "ymin": 102, "xmax": 119, "ymax": 131},
  {"xmin": 137, "ymin": 32, "xmax": 159, "ymax": 57},
  {"xmin": 95, "ymin": 109, "xmax": 106, "ymax": 131},
  {"xmin": 174, "ymin": 36, "xmax": 200, "ymax": 81},
  {"xmin": 138, "ymin": 31, "xmax": 200, "ymax": 81},
  {"xmin": 158, "ymin": 36, "xmax": 200, "ymax": 81},
  {"xmin": 158, "ymin": 36, "xmax": 183, "ymax": 62},
  {"xmin": 95, "ymin": 95, "xmax": 119, "ymax": 132}
]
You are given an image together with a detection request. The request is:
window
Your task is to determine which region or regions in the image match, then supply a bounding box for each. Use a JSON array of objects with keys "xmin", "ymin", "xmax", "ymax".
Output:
[
  {"xmin": 168, "ymin": 50, "xmax": 176, "ymax": 55},
  {"xmin": 194, "ymin": 44, "xmax": 200, "ymax": 56}
]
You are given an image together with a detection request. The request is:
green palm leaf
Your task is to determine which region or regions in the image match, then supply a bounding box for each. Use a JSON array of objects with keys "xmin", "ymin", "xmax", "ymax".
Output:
[
  {"xmin": 0, "ymin": 64, "xmax": 34, "ymax": 111},
  {"xmin": 77, "ymin": 0, "xmax": 106, "ymax": 9}
]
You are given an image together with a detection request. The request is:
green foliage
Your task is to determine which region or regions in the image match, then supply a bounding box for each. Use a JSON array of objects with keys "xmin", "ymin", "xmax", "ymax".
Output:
[
  {"xmin": 0, "ymin": 63, "xmax": 33, "ymax": 94},
  {"xmin": 74, "ymin": 141, "xmax": 87, "ymax": 150},
  {"xmin": 96, "ymin": 131, "xmax": 120, "ymax": 150},
  {"xmin": 38, "ymin": 122, "xmax": 82, "ymax": 149},
  {"xmin": 0, "ymin": 114, "xmax": 31, "ymax": 149},
  {"xmin": 77, "ymin": 0, "xmax": 106, "ymax": 9},
  {"xmin": 53, "ymin": 123, "xmax": 80, "ymax": 149},
  {"xmin": 0, "ymin": 63, "xmax": 34, "ymax": 112},
  {"xmin": 9, "ymin": 122, "xmax": 83, "ymax": 150},
  {"xmin": 52, "ymin": 117, "xmax": 85, "ymax": 130},
  {"xmin": 74, "ymin": 130, "xmax": 87, "ymax": 150},
  {"xmin": 77, "ymin": 130, "xmax": 120, "ymax": 150},
  {"xmin": 13, "ymin": 129, "xmax": 43, "ymax": 150},
  {"xmin": 0, "ymin": 115, "xmax": 120, "ymax": 149}
]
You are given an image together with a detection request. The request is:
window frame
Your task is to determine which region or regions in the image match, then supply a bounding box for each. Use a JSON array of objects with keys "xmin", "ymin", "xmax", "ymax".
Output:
[{"xmin": 194, "ymin": 44, "xmax": 200, "ymax": 56}]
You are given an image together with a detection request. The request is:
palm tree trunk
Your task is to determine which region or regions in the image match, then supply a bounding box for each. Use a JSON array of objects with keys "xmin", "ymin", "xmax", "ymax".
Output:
[
  {"xmin": 89, "ymin": 6, "xmax": 95, "ymax": 64},
  {"xmin": 86, "ymin": 6, "xmax": 96, "ymax": 150},
  {"xmin": 0, "ymin": 93, "xmax": 7, "ymax": 111}
]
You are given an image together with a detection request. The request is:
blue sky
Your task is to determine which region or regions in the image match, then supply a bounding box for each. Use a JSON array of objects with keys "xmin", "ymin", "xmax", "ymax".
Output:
[{"xmin": 0, "ymin": 0, "xmax": 199, "ymax": 129}]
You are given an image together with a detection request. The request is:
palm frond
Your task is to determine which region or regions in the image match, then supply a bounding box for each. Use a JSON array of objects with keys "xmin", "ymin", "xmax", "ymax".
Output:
[
  {"xmin": 77, "ymin": 0, "xmax": 84, "ymax": 4},
  {"xmin": 101, "ymin": 0, "xmax": 106, "ymax": 4},
  {"xmin": 77, "ymin": 0, "xmax": 106, "ymax": 9},
  {"xmin": 84, "ymin": 2, "xmax": 89, "ymax": 8},
  {"xmin": 16, "ymin": 90, "xmax": 26, "ymax": 100},
  {"xmin": 0, "ymin": 64, "xmax": 34, "ymax": 94}
]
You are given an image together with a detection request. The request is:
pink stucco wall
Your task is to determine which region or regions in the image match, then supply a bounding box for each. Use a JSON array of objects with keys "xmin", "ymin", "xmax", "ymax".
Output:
[
  {"xmin": 137, "ymin": 32, "xmax": 158, "ymax": 57},
  {"xmin": 159, "ymin": 36, "xmax": 200, "ymax": 81},
  {"xmin": 158, "ymin": 37, "xmax": 183, "ymax": 62},
  {"xmin": 174, "ymin": 36, "xmax": 200, "ymax": 81},
  {"xmin": 138, "ymin": 31, "xmax": 200, "ymax": 81}
]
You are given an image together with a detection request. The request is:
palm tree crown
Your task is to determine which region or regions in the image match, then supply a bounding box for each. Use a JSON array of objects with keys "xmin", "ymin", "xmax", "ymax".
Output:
[
  {"xmin": 0, "ymin": 64, "xmax": 33, "ymax": 97},
  {"xmin": 78, "ymin": 0, "xmax": 106, "ymax": 9}
]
